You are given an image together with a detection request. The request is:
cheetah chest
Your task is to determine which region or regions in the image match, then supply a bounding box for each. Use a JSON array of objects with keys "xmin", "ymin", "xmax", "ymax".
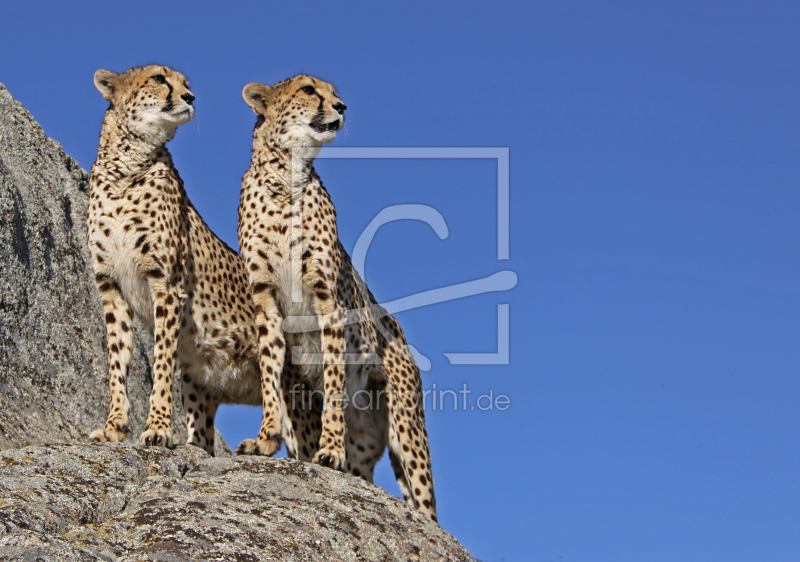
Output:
[
  {"xmin": 89, "ymin": 203, "xmax": 163, "ymax": 330},
  {"xmin": 264, "ymin": 221, "xmax": 324, "ymax": 382}
]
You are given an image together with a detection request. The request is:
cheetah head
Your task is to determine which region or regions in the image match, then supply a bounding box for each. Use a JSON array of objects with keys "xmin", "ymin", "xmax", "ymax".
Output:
[
  {"xmin": 243, "ymin": 75, "xmax": 346, "ymax": 150},
  {"xmin": 94, "ymin": 65, "xmax": 195, "ymax": 144}
]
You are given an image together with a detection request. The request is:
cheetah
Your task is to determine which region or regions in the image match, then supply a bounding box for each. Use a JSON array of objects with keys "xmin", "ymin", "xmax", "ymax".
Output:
[
  {"xmin": 237, "ymin": 75, "xmax": 437, "ymax": 521},
  {"xmin": 87, "ymin": 65, "xmax": 274, "ymax": 454}
]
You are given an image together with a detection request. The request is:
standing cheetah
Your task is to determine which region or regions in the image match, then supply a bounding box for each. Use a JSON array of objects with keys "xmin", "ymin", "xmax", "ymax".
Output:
[
  {"xmin": 87, "ymin": 65, "xmax": 272, "ymax": 453},
  {"xmin": 237, "ymin": 75, "xmax": 437, "ymax": 520}
]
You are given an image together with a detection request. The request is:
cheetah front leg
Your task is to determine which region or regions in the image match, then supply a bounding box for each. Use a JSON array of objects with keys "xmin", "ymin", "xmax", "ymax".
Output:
[
  {"xmin": 90, "ymin": 274, "xmax": 134, "ymax": 443},
  {"xmin": 312, "ymin": 306, "xmax": 348, "ymax": 470},
  {"xmin": 237, "ymin": 290, "xmax": 285, "ymax": 456},
  {"xmin": 139, "ymin": 289, "xmax": 182, "ymax": 448}
]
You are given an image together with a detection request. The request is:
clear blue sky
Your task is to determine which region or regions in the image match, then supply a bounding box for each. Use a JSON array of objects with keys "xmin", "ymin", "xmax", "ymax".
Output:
[{"xmin": 3, "ymin": 2, "xmax": 799, "ymax": 560}]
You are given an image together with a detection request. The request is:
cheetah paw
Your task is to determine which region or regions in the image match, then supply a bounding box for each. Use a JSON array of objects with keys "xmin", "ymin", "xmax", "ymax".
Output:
[
  {"xmin": 139, "ymin": 426, "xmax": 172, "ymax": 448},
  {"xmin": 184, "ymin": 437, "xmax": 210, "ymax": 454},
  {"xmin": 89, "ymin": 425, "xmax": 128, "ymax": 443},
  {"xmin": 236, "ymin": 435, "xmax": 281, "ymax": 456},
  {"xmin": 312, "ymin": 447, "xmax": 346, "ymax": 470}
]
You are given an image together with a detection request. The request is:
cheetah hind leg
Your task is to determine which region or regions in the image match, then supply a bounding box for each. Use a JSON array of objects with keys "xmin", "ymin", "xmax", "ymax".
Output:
[
  {"xmin": 280, "ymin": 358, "xmax": 323, "ymax": 461},
  {"xmin": 343, "ymin": 375, "xmax": 389, "ymax": 481},
  {"xmin": 381, "ymin": 335, "xmax": 438, "ymax": 522},
  {"xmin": 182, "ymin": 370, "xmax": 219, "ymax": 455}
]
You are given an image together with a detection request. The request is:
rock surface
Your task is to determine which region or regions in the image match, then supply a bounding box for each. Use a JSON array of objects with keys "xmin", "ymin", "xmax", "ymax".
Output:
[
  {"xmin": 0, "ymin": 444, "xmax": 471, "ymax": 561},
  {"xmin": 0, "ymin": 83, "xmax": 228, "ymax": 455},
  {"xmin": 0, "ymin": 85, "xmax": 472, "ymax": 560}
]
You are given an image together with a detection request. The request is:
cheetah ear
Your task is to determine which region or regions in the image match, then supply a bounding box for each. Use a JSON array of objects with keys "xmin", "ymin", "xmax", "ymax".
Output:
[
  {"xmin": 242, "ymin": 83, "xmax": 274, "ymax": 115},
  {"xmin": 94, "ymin": 69, "xmax": 120, "ymax": 101}
]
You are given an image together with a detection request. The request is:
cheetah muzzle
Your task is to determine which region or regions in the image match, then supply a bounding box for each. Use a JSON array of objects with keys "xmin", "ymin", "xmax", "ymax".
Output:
[{"xmin": 309, "ymin": 117, "xmax": 342, "ymax": 133}]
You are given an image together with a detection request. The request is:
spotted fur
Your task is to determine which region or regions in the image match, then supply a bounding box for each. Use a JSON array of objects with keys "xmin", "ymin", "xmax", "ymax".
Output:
[
  {"xmin": 237, "ymin": 75, "xmax": 437, "ymax": 521},
  {"xmin": 87, "ymin": 65, "xmax": 273, "ymax": 454}
]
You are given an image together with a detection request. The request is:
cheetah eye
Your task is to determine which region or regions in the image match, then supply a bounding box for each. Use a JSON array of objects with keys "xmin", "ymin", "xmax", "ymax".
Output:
[
  {"xmin": 300, "ymin": 85, "xmax": 316, "ymax": 96},
  {"xmin": 152, "ymin": 75, "xmax": 166, "ymax": 84}
]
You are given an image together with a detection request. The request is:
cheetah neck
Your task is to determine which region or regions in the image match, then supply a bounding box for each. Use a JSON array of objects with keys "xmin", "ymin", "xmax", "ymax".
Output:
[
  {"xmin": 249, "ymin": 125, "xmax": 323, "ymax": 200},
  {"xmin": 94, "ymin": 110, "xmax": 174, "ymax": 180}
]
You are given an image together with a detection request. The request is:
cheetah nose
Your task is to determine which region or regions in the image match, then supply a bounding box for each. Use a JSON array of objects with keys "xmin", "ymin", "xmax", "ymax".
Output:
[
  {"xmin": 332, "ymin": 102, "xmax": 346, "ymax": 115},
  {"xmin": 181, "ymin": 92, "xmax": 195, "ymax": 105}
]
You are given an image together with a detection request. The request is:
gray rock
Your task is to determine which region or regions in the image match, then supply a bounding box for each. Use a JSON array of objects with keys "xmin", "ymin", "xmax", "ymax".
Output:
[
  {"xmin": 0, "ymin": 83, "xmax": 229, "ymax": 456},
  {"xmin": 0, "ymin": 443, "xmax": 472, "ymax": 561}
]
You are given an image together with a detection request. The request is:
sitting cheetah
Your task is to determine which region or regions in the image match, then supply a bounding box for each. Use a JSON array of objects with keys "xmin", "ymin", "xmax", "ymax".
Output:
[
  {"xmin": 237, "ymin": 75, "xmax": 437, "ymax": 520},
  {"xmin": 87, "ymin": 65, "xmax": 275, "ymax": 453}
]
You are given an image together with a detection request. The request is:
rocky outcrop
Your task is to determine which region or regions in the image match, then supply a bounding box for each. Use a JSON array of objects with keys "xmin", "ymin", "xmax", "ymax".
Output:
[
  {"xmin": 0, "ymin": 444, "xmax": 471, "ymax": 561},
  {"xmin": 0, "ymin": 83, "xmax": 227, "ymax": 454},
  {"xmin": 0, "ymin": 84, "xmax": 472, "ymax": 560}
]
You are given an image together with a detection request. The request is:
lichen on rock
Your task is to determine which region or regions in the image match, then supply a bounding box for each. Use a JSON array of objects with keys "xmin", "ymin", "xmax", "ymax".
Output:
[{"xmin": 0, "ymin": 443, "xmax": 472, "ymax": 561}]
